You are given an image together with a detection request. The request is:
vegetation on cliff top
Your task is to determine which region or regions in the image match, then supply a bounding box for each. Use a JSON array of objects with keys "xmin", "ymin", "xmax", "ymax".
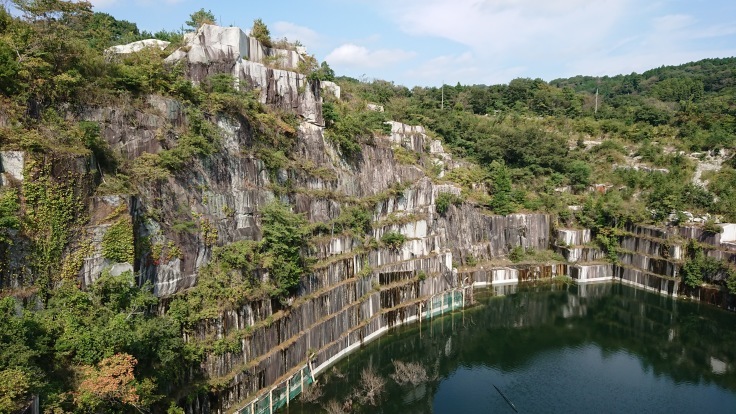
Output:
[{"xmin": 334, "ymin": 57, "xmax": 736, "ymax": 223}]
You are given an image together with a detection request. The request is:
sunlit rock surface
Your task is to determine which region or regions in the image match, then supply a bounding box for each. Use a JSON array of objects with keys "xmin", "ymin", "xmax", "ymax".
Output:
[{"xmin": 105, "ymin": 38, "xmax": 170, "ymax": 55}]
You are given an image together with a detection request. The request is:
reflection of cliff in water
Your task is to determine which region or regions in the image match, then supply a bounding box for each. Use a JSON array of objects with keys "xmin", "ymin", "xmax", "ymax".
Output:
[
  {"xmin": 461, "ymin": 283, "xmax": 736, "ymax": 387},
  {"xmin": 294, "ymin": 282, "xmax": 736, "ymax": 413}
]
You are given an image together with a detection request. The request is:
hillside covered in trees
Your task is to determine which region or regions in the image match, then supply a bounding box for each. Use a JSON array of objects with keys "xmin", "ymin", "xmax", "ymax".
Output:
[
  {"xmin": 336, "ymin": 56, "xmax": 735, "ymax": 224},
  {"xmin": 0, "ymin": 1, "xmax": 735, "ymax": 413}
]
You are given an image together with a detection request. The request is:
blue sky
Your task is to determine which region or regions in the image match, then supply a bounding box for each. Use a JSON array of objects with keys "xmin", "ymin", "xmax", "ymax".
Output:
[{"xmin": 90, "ymin": 0, "xmax": 736, "ymax": 88}]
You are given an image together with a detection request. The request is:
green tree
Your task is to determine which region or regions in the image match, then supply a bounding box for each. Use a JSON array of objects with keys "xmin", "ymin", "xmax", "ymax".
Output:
[
  {"xmin": 185, "ymin": 8, "xmax": 215, "ymax": 31},
  {"xmin": 681, "ymin": 247, "xmax": 704, "ymax": 288},
  {"xmin": 3, "ymin": 0, "xmax": 99, "ymax": 107},
  {"xmin": 250, "ymin": 18, "xmax": 272, "ymax": 47},
  {"xmin": 567, "ymin": 160, "xmax": 592, "ymax": 193},
  {"xmin": 0, "ymin": 297, "xmax": 44, "ymax": 412},
  {"xmin": 0, "ymin": 368, "xmax": 31, "ymax": 413},
  {"xmin": 726, "ymin": 268, "xmax": 736, "ymax": 294},
  {"xmin": 651, "ymin": 77, "xmax": 704, "ymax": 102},
  {"xmin": 85, "ymin": 12, "xmax": 140, "ymax": 48},
  {"xmin": 261, "ymin": 202, "xmax": 309, "ymax": 294},
  {"xmin": 39, "ymin": 276, "xmax": 189, "ymax": 411},
  {"xmin": 297, "ymin": 54, "xmax": 318, "ymax": 76},
  {"xmin": 314, "ymin": 61, "xmax": 335, "ymax": 81},
  {"xmin": 680, "ymin": 240, "xmax": 729, "ymax": 289},
  {"xmin": 489, "ymin": 160, "xmax": 514, "ymax": 215},
  {"xmin": 0, "ymin": 9, "xmax": 20, "ymax": 95}
]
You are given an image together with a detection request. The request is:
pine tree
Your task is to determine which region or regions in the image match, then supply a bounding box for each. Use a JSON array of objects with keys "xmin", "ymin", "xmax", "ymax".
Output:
[{"xmin": 185, "ymin": 8, "xmax": 215, "ymax": 31}]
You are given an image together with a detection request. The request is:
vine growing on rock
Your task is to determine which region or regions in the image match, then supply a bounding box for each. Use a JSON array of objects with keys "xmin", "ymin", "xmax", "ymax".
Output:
[
  {"xmin": 22, "ymin": 158, "xmax": 88, "ymax": 298},
  {"xmin": 102, "ymin": 216, "xmax": 135, "ymax": 263},
  {"xmin": 0, "ymin": 187, "xmax": 20, "ymax": 249}
]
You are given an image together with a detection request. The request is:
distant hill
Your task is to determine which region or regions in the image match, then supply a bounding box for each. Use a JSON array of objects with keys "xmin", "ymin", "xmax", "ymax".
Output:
[{"xmin": 551, "ymin": 57, "xmax": 736, "ymax": 97}]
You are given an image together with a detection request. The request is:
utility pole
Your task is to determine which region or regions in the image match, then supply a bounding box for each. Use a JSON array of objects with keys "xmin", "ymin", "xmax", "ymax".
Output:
[
  {"xmin": 594, "ymin": 88, "xmax": 598, "ymax": 115},
  {"xmin": 441, "ymin": 81, "xmax": 444, "ymax": 110}
]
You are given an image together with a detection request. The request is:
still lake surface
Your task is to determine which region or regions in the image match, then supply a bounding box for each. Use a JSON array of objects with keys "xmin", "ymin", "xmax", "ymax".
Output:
[{"xmin": 283, "ymin": 282, "xmax": 736, "ymax": 413}]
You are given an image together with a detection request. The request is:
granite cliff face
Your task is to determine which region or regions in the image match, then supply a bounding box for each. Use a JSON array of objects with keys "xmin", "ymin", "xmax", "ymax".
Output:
[
  {"xmin": 80, "ymin": 25, "xmax": 555, "ymax": 412},
  {"xmin": 58, "ymin": 25, "xmax": 553, "ymax": 302},
  {"xmin": 165, "ymin": 24, "xmax": 324, "ymax": 125}
]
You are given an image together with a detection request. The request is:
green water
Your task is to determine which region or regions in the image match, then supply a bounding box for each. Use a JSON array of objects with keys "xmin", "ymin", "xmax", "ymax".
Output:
[{"xmin": 283, "ymin": 282, "xmax": 736, "ymax": 413}]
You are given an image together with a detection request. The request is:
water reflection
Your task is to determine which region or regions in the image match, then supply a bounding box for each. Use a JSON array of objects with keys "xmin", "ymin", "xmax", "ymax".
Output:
[{"xmin": 284, "ymin": 282, "xmax": 736, "ymax": 413}]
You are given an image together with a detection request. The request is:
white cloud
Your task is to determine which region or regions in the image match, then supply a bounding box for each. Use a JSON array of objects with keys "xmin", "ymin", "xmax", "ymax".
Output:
[
  {"xmin": 386, "ymin": 0, "xmax": 633, "ymax": 60},
  {"xmin": 690, "ymin": 24, "xmax": 736, "ymax": 39},
  {"xmin": 652, "ymin": 14, "xmax": 695, "ymax": 32},
  {"xmin": 272, "ymin": 21, "xmax": 321, "ymax": 49},
  {"xmin": 325, "ymin": 43, "xmax": 416, "ymax": 68},
  {"xmin": 362, "ymin": 0, "xmax": 736, "ymax": 85},
  {"xmin": 407, "ymin": 53, "xmax": 473, "ymax": 77},
  {"xmin": 557, "ymin": 10, "xmax": 736, "ymax": 80},
  {"xmin": 406, "ymin": 52, "xmax": 528, "ymax": 85}
]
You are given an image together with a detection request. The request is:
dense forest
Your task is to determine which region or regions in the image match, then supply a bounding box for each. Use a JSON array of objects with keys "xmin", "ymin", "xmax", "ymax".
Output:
[
  {"xmin": 331, "ymin": 57, "xmax": 736, "ymax": 224},
  {"xmin": 0, "ymin": 1, "xmax": 735, "ymax": 413}
]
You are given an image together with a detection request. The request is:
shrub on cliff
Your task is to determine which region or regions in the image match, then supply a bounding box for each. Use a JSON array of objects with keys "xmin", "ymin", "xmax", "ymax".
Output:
[
  {"xmin": 250, "ymin": 18, "xmax": 272, "ymax": 47},
  {"xmin": 335, "ymin": 206, "xmax": 372, "ymax": 235},
  {"xmin": 325, "ymin": 103, "xmax": 391, "ymax": 157},
  {"xmin": 261, "ymin": 201, "xmax": 309, "ymax": 295},
  {"xmin": 435, "ymin": 192, "xmax": 462, "ymax": 215},
  {"xmin": 509, "ymin": 245, "xmax": 525, "ymax": 263},
  {"xmin": 381, "ymin": 231, "xmax": 406, "ymax": 250},
  {"xmin": 0, "ymin": 367, "xmax": 32, "ymax": 413},
  {"xmin": 681, "ymin": 240, "xmax": 734, "ymax": 289},
  {"xmin": 489, "ymin": 160, "xmax": 515, "ymax": 215}
]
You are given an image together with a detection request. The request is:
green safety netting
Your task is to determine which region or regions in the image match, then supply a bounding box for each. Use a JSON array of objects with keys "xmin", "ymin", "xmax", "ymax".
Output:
[
  {"xmin": 239, "ymin": 366, "xmax": 313, "ymax": 414},
  {"xmin": 425, "ymin": 290, "xmax": 465, "ymax": 319}
]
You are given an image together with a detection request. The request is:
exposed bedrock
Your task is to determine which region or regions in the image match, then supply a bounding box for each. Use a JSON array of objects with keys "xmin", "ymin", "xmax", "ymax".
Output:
[{"xmin": 165, "ymin": 24, "xmax": 324, "ymax": 125}]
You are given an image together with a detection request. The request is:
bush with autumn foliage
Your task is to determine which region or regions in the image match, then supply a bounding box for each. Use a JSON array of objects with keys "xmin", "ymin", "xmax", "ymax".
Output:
[{"xmin": 77, "ymin": 353, "xmax": 142, "ymax": 411}]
